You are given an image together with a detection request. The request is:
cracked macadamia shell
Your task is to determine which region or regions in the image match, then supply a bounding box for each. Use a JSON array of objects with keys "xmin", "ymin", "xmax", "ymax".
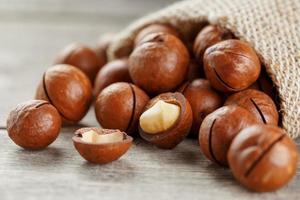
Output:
[
  {"xmin": 55, "ymin": 43, "xmax": 102, "ymax": 83},
  {"xmin": 203, "ymin": 39, "xmax": 261, "ymax": 92},
  {"xmin": 199, "ymin": 105, "xmax": 261, "ymax": 166},
  {"xmin": 139, "ymin": 92, "xmax": 192, "ymax": 149},
  {"xmin": 6, "ymin": 100, "xmax": 61, "ymax": 150},
  {"xmin": 73, "ymin": 127, "xmax": 133, "ymax": 164},
  {"xmin": 225, "ymin": 89, "xmax": 278, "ymax": 125},
  {"xmin": 178, "ymin": 79, "xmax": 223, "ymax": 137},
  {"xmin": 129, "ymin": 32, "xmax": 189, "ymax": 95},
  {"xmin": 35, "ymin": 64, "xmax": 92, "ymax": 124},
  {"xmin": 94, "ymin": 59, "xmax": 132, "ymax": 96},
  {"xmin": 95, "ymin": 82, "xmax": 149, "ymax": 135},
  {"xmin": 228, "ymin": 125, "xmax": 298, "ymax": 192}
]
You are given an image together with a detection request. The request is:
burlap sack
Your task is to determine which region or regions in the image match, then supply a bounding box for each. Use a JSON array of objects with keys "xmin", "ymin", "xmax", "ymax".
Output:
[{"xmin": 108, "ymin": 0, "xmax": 300, "ymax": 138}]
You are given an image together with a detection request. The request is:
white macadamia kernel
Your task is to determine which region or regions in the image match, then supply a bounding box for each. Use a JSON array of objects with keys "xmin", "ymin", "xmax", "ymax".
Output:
[
  {"xmin": 81, "ymin": 130, "xmax": 123, "ymax": 144},
  {"xmin": 139, "ymin": 100, "xmax": 180, "ymax": 134}
]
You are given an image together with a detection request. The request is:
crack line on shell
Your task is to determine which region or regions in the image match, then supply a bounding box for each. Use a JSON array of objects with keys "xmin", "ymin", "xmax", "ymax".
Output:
[
  {"xmin": 222, "ymin": 50, "xmax": 257, "ymax": 63},
  {"xmin": 244, "ymin": 134, "xmax": 285, "ymax": 177},
  {"xmin": 125, "ymin": 84, "xmax": 136, "ymax": 133},
  {"xmin": 42, "ymin": 73, "xmax": 73, "ymax": 122},
  {"xmin": 206, "ymin": 49, "xmax": 257, "ymax": 65},
  {"xmin": 250, "ymin": 98, "xmax": 267, "ymax": 124},
  {"xmin": 35, "ymin": 101, "xmax": 50, "ymax": 109},
  {"xmin": 208, "ymin": 119, "xmax": 223, "ymax": 165},
  {"xmin": 213, "ymin": 68, "xmax": 239, "ymax": 91}
]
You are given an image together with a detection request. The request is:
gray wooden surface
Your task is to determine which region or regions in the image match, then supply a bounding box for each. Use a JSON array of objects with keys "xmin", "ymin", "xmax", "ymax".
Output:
[{"xmin": 0, "ymin": 1, "xmax": 299, "ymax": 199}]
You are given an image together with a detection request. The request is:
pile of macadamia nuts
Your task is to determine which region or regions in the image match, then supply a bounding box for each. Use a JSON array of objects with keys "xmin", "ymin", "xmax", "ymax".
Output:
[{"xmin": 6, "ymin": 23, "xmax": 298, "ymax": 193}]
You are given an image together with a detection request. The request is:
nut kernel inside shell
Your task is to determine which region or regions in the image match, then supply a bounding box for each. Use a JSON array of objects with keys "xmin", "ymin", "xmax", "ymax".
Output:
[
  {"xmin": 81, "ymin": 130, "xmax": 123, "ymax": 144},
  {"xmin": 139, "ymin": 100, "xmax": 180, "ymax": 134}
]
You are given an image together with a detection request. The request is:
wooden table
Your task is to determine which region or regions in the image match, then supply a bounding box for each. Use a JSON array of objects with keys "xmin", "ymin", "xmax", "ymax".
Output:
[{"xmin": 0, "ymin": 0, "xmax": 299, "ymax": 199}]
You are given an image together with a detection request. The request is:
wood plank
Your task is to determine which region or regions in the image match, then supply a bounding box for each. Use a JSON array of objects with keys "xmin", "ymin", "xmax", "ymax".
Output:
[{"xmin": 0, "ymin": 129, "xmax": 299, "ymax": 200}]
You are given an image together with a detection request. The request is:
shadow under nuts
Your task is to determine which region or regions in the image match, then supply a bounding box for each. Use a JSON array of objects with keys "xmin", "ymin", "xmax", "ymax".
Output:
[
  {"xmin": 225, "ymin": 89, "xmax": 278, "ymax": 125},
  {"xmin": 139, "ymin": 92, "xmax": 192, "ymax": 149},
  {"xmin": 134, "ymin": 23, "xmax": 179, "ymax": 47},
  {"xmin": 178, "ymin": 79, "xmax": 223, "ymax": 137},
  {"xmin": 129, "ymin": 32, "xmax": 190, "ymax": 95},
  {"xmin": 55, "ymin": 43, "xmax": 102, "ymax": 83},
  {"xmin": 94, "ymin": 59, "xmax": 132, "ymax": 96},
  {"xmin": 73, "ymin": 127, "xmax": 133, "ymax": 164},
  {"xmin": 185, "ymin": 59, "xmax": 204, "ymax": 81},
  {"xmin": 249, "ymin": 70, "xmax": 277, "ymax": 101},
  {"xmin": 95, "ymin": 82, "xmax": 149, "ymax": 135},
  {"xmin": 36, "ymin": 64, "xmax": 92, "ymax": 124},
  {"xmin": 199, "ymin": 105, "xmax": 261, "ymax": 166},
  {"xmin": 6, "ymin": 100, "xmax": 61, "ymax": 150},
  {"xmin": 203, "ymin": 39, "xmax": 261, "ymax": 92},
  {"xmin": 228, "ymin": 125, "xmax": 298, "ymax": 192},
  {"xmin": 193, "ymin": 25, "xmax": 233, "ymax": 64}
]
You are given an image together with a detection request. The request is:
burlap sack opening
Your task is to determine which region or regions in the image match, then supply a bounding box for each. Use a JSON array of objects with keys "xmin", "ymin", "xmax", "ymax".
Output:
[{"xmin": 108, "ymin": 0, "xmax": 300, "ymax": 138}]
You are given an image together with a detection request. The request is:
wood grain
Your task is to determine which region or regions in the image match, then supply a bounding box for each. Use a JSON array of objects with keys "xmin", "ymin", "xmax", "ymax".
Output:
[
  {"xmin": 0, "ymin": 0, "xmax": 299, "ymax": 199},
  {"xmin": 1, "ymin": 129, "xmax": 300, "ymax": 200}
]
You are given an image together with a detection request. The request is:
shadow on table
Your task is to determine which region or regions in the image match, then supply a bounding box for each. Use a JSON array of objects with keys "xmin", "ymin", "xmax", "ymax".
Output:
[
  {"xmin": 202, "ymin": 161, "xmax": 248, "ymax": 192},
  {"xmin": 12, "ymin": 146, "xmax": 65, "ymax": 168},
  {"xmin": 175, "ymin": 138, "xmax": 204, "ymax": 165},
  {"xmin": 133, "ymin": 138, "xmax": 203, "ymax": 167},
  {"xmin": 76, "ymin": 159, "xmax": 137, "ymax": 182}
]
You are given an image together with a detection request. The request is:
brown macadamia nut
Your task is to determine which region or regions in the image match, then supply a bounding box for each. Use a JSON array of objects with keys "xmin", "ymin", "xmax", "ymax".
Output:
[
  {"xmin": 73, "ymin": 127, "xmax": 132, "ymax": 164},
  {"xmin": 36, "ymin": 64, "xmax": 92, "ymax": 124},
  {"xmin": 94, "ymin": 59, "xmax": 132, "ymax": 96},
  {"xmin": 95, "ymin": 82, "xmax": 149, "ymax": 135},
  {"xmin": 178, "ymin": 79, "xmax": 223, "ymax": 137},
  {"xmin": 6, "ymin": 100, "xmax": 61, "ymax": 150},
  {"xmin": 134, "ymin": 24, "xmax": 179, "ymax": 46},
  {"xmin": 129, "ymin": 32, "xmax": 190, "ymax": 95},
  {"xmin": 139, "ymin": 92, "xmax": 192, "ymax": 149},
  {"xmin": 228, "ymin": 125, "xmax": 298, "ymax": 192},
  {"xmin": 225, "ymin": 89, "xmax": 278, "ymax": 125},
  {"xmin": 203, "ymin": 39, "xmax": 261, "ymax": 92},
  {"xmin": 94, "ymin": 33, "xmax": 115, "ymax": 67},
  {"xmin": 55, "ymin": 43, "xmax": 101, "ymax": 83},
  {"xmin": 199, "ymin": 105, "xmax": 261, "ymax": 166},
  {"xmin": 193, "ymin": 25, "xmax": 233, "ymax": 63}
]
